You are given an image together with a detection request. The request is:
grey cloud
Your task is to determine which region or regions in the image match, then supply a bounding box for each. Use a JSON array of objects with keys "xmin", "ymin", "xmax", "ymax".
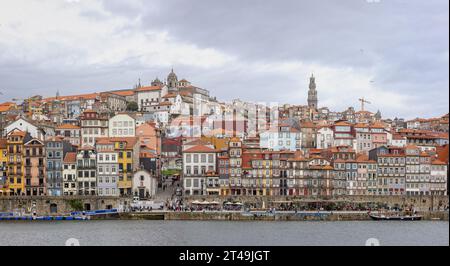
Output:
[{"xmin": 0, "ymin": 0, "xmax": 448, "ymax": 119}]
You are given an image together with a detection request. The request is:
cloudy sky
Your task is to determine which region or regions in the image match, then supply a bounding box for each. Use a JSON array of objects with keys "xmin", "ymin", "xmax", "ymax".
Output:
[{"xmin": 0, "ymin": 0, "xmax": 448, "ymax": 119}]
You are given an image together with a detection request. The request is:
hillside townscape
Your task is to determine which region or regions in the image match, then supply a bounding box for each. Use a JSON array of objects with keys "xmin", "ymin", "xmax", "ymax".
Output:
[{"xmin": 0, "ymin": 70, "xmax": 447, "ymax": 209}]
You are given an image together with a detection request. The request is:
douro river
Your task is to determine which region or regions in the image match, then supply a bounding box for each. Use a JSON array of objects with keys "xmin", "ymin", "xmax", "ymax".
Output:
[{"xmin": 0, "ymin": 221, "xmax": 448, "ymax": 246}]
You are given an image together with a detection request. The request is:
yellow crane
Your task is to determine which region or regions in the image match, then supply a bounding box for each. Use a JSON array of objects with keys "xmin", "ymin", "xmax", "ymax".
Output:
[{"xmin": 358, "ymin": 97, "xmax": 371, "ymax": 112}]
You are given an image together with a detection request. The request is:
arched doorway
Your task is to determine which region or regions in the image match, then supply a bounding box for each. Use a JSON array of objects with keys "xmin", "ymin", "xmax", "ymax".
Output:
[{"xmin": 50, "ymin": 204, "xmax": 58, "ymax": 214}]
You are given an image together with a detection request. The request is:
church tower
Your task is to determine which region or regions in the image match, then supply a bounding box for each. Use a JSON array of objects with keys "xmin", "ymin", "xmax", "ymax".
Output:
[
  {"xmin": 307, "ymin": 74, "xmax": 318, "ymax": 109},
  {"xmin": 167, "ymin": 68, "xmax": 178, "ymax": 89}
]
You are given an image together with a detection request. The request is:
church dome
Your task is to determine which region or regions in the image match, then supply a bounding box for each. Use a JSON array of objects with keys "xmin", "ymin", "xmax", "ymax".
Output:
[
  {"xmin": 168, "ymin": 69, "xmax": 178, "ymax": 80},
  {"xmin": 167, "ymin": 69, "xmax": 178, "ymax": 88}
]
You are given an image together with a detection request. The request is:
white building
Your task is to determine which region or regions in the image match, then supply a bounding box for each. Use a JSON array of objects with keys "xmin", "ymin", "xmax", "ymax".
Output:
[
  {"xmin": 4, "ymin": 117, "xmax": 45, "ymax": 140},
  {"xmin": 108, "ymin": 114, "xmax": 136, "ymax": 137},
  {"xmin": 76, "ymin": 147, "xmax": 97, "ymax": 196},
  {"xmin": 80, "ymin": 110, "xmax": 108, "ymax": 147},
  {"xmin": 168, "ymin": 94, "xmax": 191, "ymax": 115},
  {"xmin": 183, "ymin": 144, "xmax": 217, "ymax": 196},
  {"xmin": 63, "ymin": 152, "xmax": 78, "ymax": 196},
  {"xmin": 316, "ymin": 126, "xmax": 334, "ymax": 149},
  {"xmin": 430, "ymin": 160, "xmax": 448, "ymax": 196},
  {"xmin": 96, "ymin": 140, "xmax": 119, "ymax": 197},
  {"xmin": 354, "ymin": 124, "xmax": 373, "ymax": 154},
  {"xmin": 137, "ymin": 85, "xmax": 168, "ymax": 112},
  {"xmin": 132, "ymin": 169, "xmax": 158, "ymax": 199},
  {"xmin": 389, "ymin": 134, "xmax": 407, "ymax": 147},
  {"xmin": 259, "ymin": 125, "xmax": 301, "ymax": 151}
]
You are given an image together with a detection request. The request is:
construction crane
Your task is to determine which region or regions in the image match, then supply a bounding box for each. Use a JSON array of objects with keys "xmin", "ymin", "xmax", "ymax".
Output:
[{"xmin": 358, "ymin": 97, "xmax": 371, "ymax": 112}]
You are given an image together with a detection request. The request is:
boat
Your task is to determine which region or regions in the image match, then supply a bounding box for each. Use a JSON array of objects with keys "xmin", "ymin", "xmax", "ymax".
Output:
[{"xmin": 368, "ymin": 212, "xmax": 422, "ymax": 221}]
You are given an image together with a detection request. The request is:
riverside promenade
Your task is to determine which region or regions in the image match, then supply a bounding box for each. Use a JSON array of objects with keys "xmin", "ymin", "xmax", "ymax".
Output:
[
  {"xmin": 115, "ymin": 210, "xmax": 449, "ymax": 221},
  {"xmin": 1, "ymin": 195, "xmax": 448, "ymax": 219}
]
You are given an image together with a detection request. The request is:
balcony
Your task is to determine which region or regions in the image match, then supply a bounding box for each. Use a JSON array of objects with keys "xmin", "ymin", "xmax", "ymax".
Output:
[{"xmin": 77, "ymin": 165, "xmax": 96, "ymax": 170}]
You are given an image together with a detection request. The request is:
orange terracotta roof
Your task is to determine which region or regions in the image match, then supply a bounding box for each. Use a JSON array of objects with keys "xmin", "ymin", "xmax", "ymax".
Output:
[
  {"xmin": 334, "ymin": 121, "xmax": 352, "ymax": 126},
  {"xmin": 63, "ymin": 152, "xmax": 77, "ymax": 163},
  {"xmin": 184, "ymin": 145, "xmax": 218, "ymax": 153},
  {"xmin": 96, "ymin": 137, "xmax": 138, "ymax": 149},
  {"xmin": 0, "ymin": 106, "xmax": 11, "ymax": 112},
  {"xmin": 300, "ymin": 121, "xmax": 316, "ymax": 128},
  {"xmin": 356, "ymin": 154, "xmax": 376, "ymax": 163},
  {"xmin": 405, "ymin": 144, "xmax": 419, "ymax": 150},
  {"xmin": 162, "ymin": 93, "xmax": 177, "ymax": 98},
  {"xmin": 370, "ymin": 122, "xmax": 385, "ymax": 129},
  {"xmin": 436, "ymin": 145, "xmax": 449, "ymax": 163},
  {"xmin": 184, "ymin": 139, "xmax": 211, "ymax": 146},
  {"xmin": 57, "ymin": 124, "xmax": 80, "ymax": 129},
  {"xmin": 354, "ymin": 123, "xmax": 369, "ymax": 128},
  {"xmin": 432, "ymin": 159, "xmax": 447, "ymax": 165},
  {"xmin": 44, "ymin": 93, "xmax": 99, "ymax": 102},
  {"xmin": 179, "ymin": 91, "xmax": 193, "ymax": 97},
  {"xmin": 392, "ymin": 134, "xmax": 405, "ymax": 140},
  {"xmin": 8, "ymin": 129, "xmax": 26, "ymax": 137},
  {"xmin": 110, "ymin": 90, "xmax": 135, "ymax": 97},
  {"xmin": 136, "ymin": 85, "xmax": 163, "ymax": 92}
]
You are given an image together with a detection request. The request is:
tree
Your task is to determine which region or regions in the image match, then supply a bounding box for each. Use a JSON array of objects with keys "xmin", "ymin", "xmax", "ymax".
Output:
[{"xmin": 126, "ymin": 101, "xmax": 139, "ymax": 112}]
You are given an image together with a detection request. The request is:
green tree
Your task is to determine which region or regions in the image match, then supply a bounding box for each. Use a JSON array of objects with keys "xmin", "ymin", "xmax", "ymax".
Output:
[
  {"xmin": 126, "ymin": 101, "xmax": 139, "ymax": 112},
  {"xmin": 67, "ymin": 199, "xmax": 84, "ymax": 211}
]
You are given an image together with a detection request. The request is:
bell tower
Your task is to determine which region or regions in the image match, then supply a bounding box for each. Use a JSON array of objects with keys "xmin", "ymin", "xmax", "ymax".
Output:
[{"xmin": 307, "ymin": 74, "xmax": 318, "ymax": 109}]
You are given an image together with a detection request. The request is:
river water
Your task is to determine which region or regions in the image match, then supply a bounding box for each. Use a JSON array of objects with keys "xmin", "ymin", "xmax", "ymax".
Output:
[{"xmin": 0, "ymin": 221, "xmax": 448, "ymax": 246}]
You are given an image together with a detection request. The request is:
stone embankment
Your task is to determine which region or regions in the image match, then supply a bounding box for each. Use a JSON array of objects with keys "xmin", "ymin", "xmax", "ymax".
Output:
[
  {"xmin": 1, "ymin": 195, "xmax": 448, "ymax": 219},
  {"xmin": 119, "ymin": 210, "xmax": 448, "ymax": 221}
]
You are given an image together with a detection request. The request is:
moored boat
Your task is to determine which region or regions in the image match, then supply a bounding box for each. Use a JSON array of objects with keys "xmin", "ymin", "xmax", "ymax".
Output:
[{"xmin": 368, "ymin": 212, "xmax": 422, "ymax": 221}]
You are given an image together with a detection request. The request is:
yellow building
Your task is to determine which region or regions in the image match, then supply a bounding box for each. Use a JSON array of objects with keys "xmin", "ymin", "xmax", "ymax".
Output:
[
  {"xmin": 6, "ymin": 130, "xmax": 30, "ymax": 196},
  {"xmin": 0, "ymin": 139, "xmax": 8, "ymax": 196}
]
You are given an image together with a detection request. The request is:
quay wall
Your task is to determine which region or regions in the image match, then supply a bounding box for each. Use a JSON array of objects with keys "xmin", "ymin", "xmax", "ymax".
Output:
[
  {"xmin": 0, "ymin": 195, "xmax": 448, "ymax": 216},
  {"xmin": 122, "ymin": 211, "xmax": 449, "ymax": 221},
  {"xmin": 183, "ymin": 195, "xmax": 450, "ymax": 211},
  {"xmin": 0, "ymin": 196, "xmax": 130, "ymax": 216}
]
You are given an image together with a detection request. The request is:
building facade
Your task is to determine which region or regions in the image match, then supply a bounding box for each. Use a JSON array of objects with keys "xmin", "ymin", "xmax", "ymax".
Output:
[
  {"xmin": 24, "ymin": 138, "xmax": 46, "ymax": 196},
  {"xmin": 76, "ymin": 147, "xmax": 97, "ymax": 196}
]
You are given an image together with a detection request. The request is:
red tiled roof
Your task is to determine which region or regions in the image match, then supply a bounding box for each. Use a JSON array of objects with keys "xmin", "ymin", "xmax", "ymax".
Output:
[
  {"xmin": 110, "ymin": 90, "xmax": 135, "ymax": 97},
  {"xmin": 136, "ymin": 85, "xmax": 163, "ymax": 92},
  {"xmin": 96, "ymin": 137, "xmax": 138, "ymax": 149},
  {"xmin": 184, "ymin": 145, "xmax": 218, "ymax": 153},
  {"xmin": 370, "ymin": 122, "xmax": 386, "ymax": 129},
  {"xmin": 64, "ymin": 152, "xmax": 77, "ymax": 163},
  {"xmin": 44, "ymin": 93, "xmax": 99, "ymax": 102},
  {"xmin": 57, "ymin": 124, "xmax": 80, "ymax": 129},
  {"xmin": 334, "ymin": 121, "xmax": 352, "ymax": 126},
  {"xmin": 432, "ymin": 159, "xmax": 447, "ymax": 165},
  {"xmin": 162, "ymin": 93, "xmax": 178, "ymax": 98}
]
